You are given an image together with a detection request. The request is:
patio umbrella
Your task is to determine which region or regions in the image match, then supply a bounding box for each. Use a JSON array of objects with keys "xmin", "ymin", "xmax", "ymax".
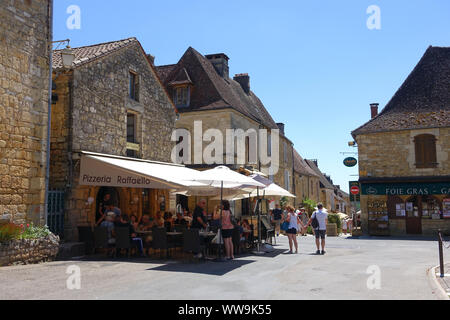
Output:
[{"xmin": 190, "ymin": 166, "xmax": 265, "ymax": 261}]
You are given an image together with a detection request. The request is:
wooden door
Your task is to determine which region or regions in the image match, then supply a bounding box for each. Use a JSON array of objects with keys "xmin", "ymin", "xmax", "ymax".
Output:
[{"xmin": 405, "ymin": 197, "xmax": 422, "ymax": 234}]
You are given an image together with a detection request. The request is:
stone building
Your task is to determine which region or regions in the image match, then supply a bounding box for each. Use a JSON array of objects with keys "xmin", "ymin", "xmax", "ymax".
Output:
[
  {"xmin": 352, "ymin": 46, "xmax": 450, "ymax": 236},
  {"xmin": 156, "ymin": 48, "xmax": 295, "ymax": 215},
  {"xmin": 293, "ymin": 149, "xmax": 320, "ymax": 205},
  {"xmin": 0, "ymin": 0, "xmax": 52, "ymax": 225},
  {"xmin": 51, "ymin": 38, "xmax": 177, "ymax": 240},
  {"xmin": 305, "ymin": 159, "xmax": 336, "ymax": 211}
]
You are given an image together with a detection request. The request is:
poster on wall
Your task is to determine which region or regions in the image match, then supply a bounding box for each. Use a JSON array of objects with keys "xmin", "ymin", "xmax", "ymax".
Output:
[{"xmin": 443, "ymin": 199, "xmax": 450, "ymax": 218}]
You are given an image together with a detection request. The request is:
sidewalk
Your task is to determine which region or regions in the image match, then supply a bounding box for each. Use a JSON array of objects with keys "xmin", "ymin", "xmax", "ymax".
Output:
[{"xmin": 435, "ymin": 263, "xmax": 450, "ymax": 299}]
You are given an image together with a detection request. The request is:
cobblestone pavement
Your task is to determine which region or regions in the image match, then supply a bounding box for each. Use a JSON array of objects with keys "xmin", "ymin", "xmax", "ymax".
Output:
[{"xmin": 0, "ymin": 235, "xmax": 448, "ymax": 300}]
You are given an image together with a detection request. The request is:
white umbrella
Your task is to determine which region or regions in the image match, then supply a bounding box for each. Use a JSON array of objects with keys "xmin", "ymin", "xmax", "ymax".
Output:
[
  {"xmin": 222, "ymin": 183, "xmax": 296, "ymax": 201},
  {"xmin": 190, "ymin": 166, "xmax": 265, "ymax": 261}
]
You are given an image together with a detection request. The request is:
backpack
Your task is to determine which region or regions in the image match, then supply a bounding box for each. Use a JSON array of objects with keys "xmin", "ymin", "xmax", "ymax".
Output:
[{"xmin": 311, "ymin": 212, "xmax": 320, "ymax": 229}]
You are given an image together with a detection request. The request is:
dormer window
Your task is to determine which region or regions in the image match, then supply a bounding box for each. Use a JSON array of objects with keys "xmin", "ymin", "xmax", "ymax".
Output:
[{"xmin": 173, "ymin": 86, "xmax": 190, "ymax": 108}]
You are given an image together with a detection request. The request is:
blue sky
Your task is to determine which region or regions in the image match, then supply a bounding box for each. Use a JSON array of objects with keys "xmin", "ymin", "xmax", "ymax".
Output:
[{"xmin": 53, "ymin": 0, "xmax": 450, "ymax": 192}]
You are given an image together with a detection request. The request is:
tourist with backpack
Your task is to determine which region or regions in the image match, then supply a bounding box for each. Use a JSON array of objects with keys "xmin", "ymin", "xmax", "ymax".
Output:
[{"xmin": 305, "ymin": 203, "xmax": 328, "ymax": 255}]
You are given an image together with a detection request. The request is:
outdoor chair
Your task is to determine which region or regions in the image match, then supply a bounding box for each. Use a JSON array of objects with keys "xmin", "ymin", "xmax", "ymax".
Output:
[
  {"xmin": 232, "ymin": 227, "xmax": 245, "ymax": 255},
  {"xmin": 115, "ymin": 227, "xmax": 132, "ymax": 258},
  {"xmin": 93, "ymin": 227, "xmax": 110, "ymax": 255},
  {"xmin": 152, "ymin": 227, "xmax": 176, "ymax": 259},
  {"xmin": 182, "ymin": 229, "xmax": 205, "ymax": 259},
  {"xmin": 77, "ymin": 226, "xmax": 94, "ymax": 255},
  {"xmin": 260, "ymin": 216, "xmax": 275, "ymax": 244}
]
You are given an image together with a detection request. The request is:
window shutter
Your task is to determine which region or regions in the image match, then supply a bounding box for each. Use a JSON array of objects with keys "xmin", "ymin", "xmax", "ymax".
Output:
[{"xmin": 414, "ymin": 134, "xmax": 437, "ymax": 168}]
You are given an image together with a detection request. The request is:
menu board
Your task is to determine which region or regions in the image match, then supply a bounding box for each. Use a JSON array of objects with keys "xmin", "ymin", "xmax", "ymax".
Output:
[
  {"xmin": 396, "ymin": 203, "xmax": 406, "ymax": 217},
  {"xmin": 443, "ymin": 199, "xmax": 450, "ymax": 219}
]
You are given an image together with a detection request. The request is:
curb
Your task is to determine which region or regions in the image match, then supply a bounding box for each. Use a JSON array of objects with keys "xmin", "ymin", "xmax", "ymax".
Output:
[{"xmin": 427, "ymin": 266, "xmax": 450, "ymax": 300}]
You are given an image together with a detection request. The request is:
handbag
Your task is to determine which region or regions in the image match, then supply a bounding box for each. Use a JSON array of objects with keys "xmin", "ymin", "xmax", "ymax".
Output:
[
  {"xmin": 281, "ymin": 221, "xmax": 290, "ymax": 231},
  {"xmin": 211, "ymin": 229, "xmax": 224, "ymax": 245}
]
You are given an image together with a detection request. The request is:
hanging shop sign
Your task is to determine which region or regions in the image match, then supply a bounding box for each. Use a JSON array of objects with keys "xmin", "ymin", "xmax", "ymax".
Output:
[
  {"xmin": 343, "ymin": 157, "xmax": 358, "ymax": 167},
  {"xmin": 361, "ymin": 182, "xmax": 450, "ymax": 196}
]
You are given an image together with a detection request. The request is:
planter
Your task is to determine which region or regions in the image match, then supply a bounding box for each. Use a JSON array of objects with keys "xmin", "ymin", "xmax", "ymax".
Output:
[
  {"xmin": 0, "ymin": 233, "xmax": 60, "ymax": 267},
  {"xmin": 326, "ymin": 223, "xmax": 338, "ymax": 237}
]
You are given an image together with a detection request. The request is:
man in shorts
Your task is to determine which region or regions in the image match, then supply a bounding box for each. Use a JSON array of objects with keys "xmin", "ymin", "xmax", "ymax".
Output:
[{"xmin": 306, "ymin": 203, "xmax": 328, "ymax": 255}]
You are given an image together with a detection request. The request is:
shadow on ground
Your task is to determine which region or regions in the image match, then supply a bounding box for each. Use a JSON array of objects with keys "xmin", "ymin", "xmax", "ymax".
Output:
[{"xmin": 147, "ymin": 259, "xmax": 256, "ymax": 276}]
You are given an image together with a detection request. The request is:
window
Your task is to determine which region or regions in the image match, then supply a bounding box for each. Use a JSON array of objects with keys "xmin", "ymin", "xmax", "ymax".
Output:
[
  {"xmin": 284, "ymin": 169, "xmax": 290, "ymax": 191},
  {"xmin": 284, "ymin": 142, "xmax": 288, "ymax": 164},
  {"xmin": 173, "ymin": 86, "xmax": 190, "ymax": 107},
  {"xmin": 126, "ymin": 113, "xmax": 138, "ymax": 158},
  {"xmin": 127, "ymin": 113, "xmax": 136, "ymax": 143},
  {"xmin": 267, "ymin": 133, "xmax": 271, "ymax": 156},
  {"xmin": 414, "ymin": 134, "xmax": 437, "ymax": 168},
  {"xmin": 130, "ymin": 71, "xmax": 139, "ymax": 102}
]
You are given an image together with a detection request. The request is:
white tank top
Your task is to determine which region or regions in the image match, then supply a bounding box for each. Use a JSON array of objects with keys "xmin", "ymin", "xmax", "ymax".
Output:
[{"xmin": 288, "ymin": 212, "xmax": 299, "ymax": 230}]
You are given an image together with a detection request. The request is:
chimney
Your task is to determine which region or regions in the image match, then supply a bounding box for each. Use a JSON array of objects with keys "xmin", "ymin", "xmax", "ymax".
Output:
[
  {"xmin": 205, "ymin": 53, "xmax": 229, "ymax": 78},
  {"xmin": 370, "ymin": 103, "xmax": 379, "ymax": 119},
  {"xmin": 147, "ymin": 54, "xmax": 155, "ymax": 65},
  {"xmin": 276, "ymin": 123, "xmax": 285, "ymax": 135},
  {"xmin": 234, "ymin": 73, "xmax": 250, "ymax": 94}
]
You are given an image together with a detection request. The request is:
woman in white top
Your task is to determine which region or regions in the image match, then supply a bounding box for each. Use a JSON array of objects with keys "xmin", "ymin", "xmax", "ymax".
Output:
[{"xmin": 285, "ymin": 205, "xmax": 305, "ymax": 254}]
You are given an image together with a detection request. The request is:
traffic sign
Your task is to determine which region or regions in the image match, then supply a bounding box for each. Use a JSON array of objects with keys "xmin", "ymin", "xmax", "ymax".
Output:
[{"xmin": 351, "ymin": 186, "xmax": 360, "ymax": 195}]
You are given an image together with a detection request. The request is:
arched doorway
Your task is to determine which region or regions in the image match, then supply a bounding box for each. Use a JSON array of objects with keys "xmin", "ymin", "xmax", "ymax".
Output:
[{"xmin": 96, "ymin": 187, "xmax": 120, "ymax": 223}]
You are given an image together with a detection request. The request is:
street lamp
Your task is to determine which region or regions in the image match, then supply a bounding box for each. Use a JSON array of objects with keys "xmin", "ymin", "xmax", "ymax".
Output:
[{"xmin": 60, "ymin": 46, "xmax": 75, "ymax": 69}]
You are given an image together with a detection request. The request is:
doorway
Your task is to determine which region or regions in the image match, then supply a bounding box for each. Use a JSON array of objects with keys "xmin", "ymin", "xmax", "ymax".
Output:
[
  {"xmin": 96, "ymin": 187, "xmax": 120, "ymax": 223},
  {"xmin": 405, "ymin": 196, "xmax": 422, "ymax": 234}
]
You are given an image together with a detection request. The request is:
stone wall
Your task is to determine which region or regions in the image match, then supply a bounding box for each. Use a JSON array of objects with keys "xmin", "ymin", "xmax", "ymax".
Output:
[
  {"xmin": 0, "ymin": 0, "xmax": 52, "ymax": 225},
  {"xmin": 356, "ymin": 128, "xmax": 450, "ymax": 178},
  {"xmin": 50, "ymin": 41, "xmax": 176, "ymax": 241},
  {"xmin": 0, "ymin": 233, "xmax": 59, "ymax": 267}
]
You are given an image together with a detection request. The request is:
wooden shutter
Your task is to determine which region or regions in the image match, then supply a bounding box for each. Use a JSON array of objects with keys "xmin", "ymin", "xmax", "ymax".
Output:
[{"xmin": 414, "ymin": 134, "xmax": 437, "ymax": 168}]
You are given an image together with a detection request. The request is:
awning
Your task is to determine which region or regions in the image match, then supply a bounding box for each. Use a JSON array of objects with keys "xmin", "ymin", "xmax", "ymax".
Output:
[{"xmin": 79, "ymin": 151, "xmax": 205, "ymax": 189}]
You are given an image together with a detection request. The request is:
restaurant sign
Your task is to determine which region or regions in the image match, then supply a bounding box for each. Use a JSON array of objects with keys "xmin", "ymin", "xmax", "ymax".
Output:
[
  {"xmin": 343, "ymin": 157, "xmax": 358, "ymax": 167},
  {"xmin": 361, "ymin": 182, "xmax": 450, "ymax": 196},
  {"xmin": 79, "ymin": 155, "xmax": 174, "ymax": 189}
]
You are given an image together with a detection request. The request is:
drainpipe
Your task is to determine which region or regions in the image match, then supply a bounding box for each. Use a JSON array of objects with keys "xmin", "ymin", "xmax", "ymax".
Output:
[{"xmin": 44, "ymin": 0, "xmax": 54, "ymax": 226}]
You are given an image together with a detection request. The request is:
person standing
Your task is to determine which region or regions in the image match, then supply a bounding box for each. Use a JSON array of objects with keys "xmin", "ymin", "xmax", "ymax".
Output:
[
  {"xmin": 271, "ymin": 203, "xmax": 283, "ymax": 237},
  {"xmin": 221, "ymin": 200, "xmax": 235, "ymax": 260},
  {"xmin": 306, "ymin": 203, "xmax": 328, "ymax": 255},
  {"xmin": 192, "ymin": 199, "xmax": 208, "ymax": 230},
  {"xmin": 285, "ymin": 205, "xmax": 304, "ymax": 254}
]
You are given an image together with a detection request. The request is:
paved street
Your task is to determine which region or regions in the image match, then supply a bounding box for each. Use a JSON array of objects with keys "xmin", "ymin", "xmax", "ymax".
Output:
[{"xmin": 0, "ymin": 235, "xmax": 448, "ymax": 300}]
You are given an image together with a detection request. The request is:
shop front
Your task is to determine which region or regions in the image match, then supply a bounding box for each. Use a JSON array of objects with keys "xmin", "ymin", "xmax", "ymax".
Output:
[
  {"xmin": 361, "ymin": 181, "xmax": 450, "ymax": 236},
  {"xmin": 63, "ymin": 152, "xmax": 200, "ymax": 241}
]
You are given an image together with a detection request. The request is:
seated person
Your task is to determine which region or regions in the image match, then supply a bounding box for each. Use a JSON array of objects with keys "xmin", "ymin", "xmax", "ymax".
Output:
[
  {"xmin": 174, "ymin": 212, "xmax": 188, "ymax": 226},
  {"xmin": 163, "ymin": 212, "xmax": 173, "ymax": 232},
  {"xmin": 155, "ymin": 211, "xmax": 165, "ymax": 228},
  {"xmin": 138, "ymin": 214, "xmax": 154, "ymax": 231},
  {"xmin": 130, "ymin": 214, "xmax": 139, "ymax": 231},
  {"xmin": 115, "ymin": 214, "xmax": 144, "ymax": 257},
  {"xmin": 183, "ymin": 210, "xmax": 193, "ymax": 225},
  {"xmin": 241, "ymin": 219, "xmax": 252, "ymax": 241}
]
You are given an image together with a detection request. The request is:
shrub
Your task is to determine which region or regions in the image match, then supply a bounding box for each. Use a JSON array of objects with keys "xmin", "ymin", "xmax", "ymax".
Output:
[
  {"xmin": 20, "ymin": 224, "xmax": 51, "ymax": 240},
  {"xmin": 0, "ymin": 223, "xmax": 22, "ymax": 243},
  {"xmin": 328, "ymin": 214, "xmax": 342, "ymax": 233}
]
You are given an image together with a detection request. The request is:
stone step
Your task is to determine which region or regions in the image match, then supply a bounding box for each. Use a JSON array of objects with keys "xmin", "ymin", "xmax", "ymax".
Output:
[{"xmin": 57, "ymin": 242, "xmax": 86, "ymax": 259}]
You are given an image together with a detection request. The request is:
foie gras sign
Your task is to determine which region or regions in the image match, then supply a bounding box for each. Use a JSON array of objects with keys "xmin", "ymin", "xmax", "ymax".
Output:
[{"xmin": 79, "ymin": 155, "xmax": 166, "ymax": 189}]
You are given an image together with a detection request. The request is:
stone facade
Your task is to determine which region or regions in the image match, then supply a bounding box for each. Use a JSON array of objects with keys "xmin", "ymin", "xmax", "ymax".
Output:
[
  {"xmin": 176, "ymin": 108, "xmax": 295, "ymax": 215},
  {"xmin": 355, "ymin": 128, "xmax": 450, "ymax": 236},
  {"xmin": 0, "ymin": 233, "xmax": 59, "ymax": 267},
  {"xmin": 0, "ymin": 0, "xmax": 52, "ymax": 226},
  {"xmin": 50, "ymin": 39, "xmax": 176, "ymax": 240}
]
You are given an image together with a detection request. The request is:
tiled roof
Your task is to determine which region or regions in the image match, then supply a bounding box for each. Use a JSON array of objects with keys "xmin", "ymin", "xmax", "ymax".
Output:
[
  {"xmin": 155, "ymin": 47, "xmax": 280, "ymax": 130},
  {"xmin": 352, "ymin": 46, "xmax": 450, "ymax": 137},
  {"xmin": 305, "ymin": 160, "xmax": 335, "ymax": 190},
  {"xmin": 293, "ymin": 149, "xmax": 319, "ymax": 177},
  {"xmin": 52, "ymin": 37, "xmax": 138, "ymax": 69}
]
